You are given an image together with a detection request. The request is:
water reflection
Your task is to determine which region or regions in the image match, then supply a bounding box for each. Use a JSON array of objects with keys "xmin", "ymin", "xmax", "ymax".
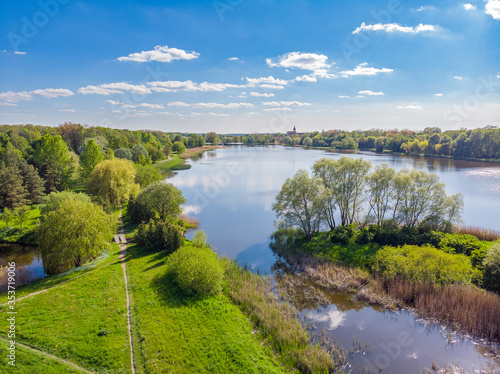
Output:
[
  {"xmin": 170, "ymin": 146, "xmax": 500, "ymax": 373},
  {"xmin": 0, "ymin": 243, "xmax": 46, "ymax": 291}
]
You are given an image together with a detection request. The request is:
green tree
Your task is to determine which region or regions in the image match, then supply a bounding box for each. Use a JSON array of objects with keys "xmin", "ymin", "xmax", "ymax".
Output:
[
  {"xmin": 0, "ymin": 165, "xmax": 28, "ymax": 209},
  {"xmin": 134, "ymin": 164, "xmax": 164, "ymax": 188},
  {"xmin": 131, "ymin": 144, "xmax": 148, "ymax": 162},
  {"xmin": 36, "ymin": 199, "xmax": 118, "ymax": 275},
  {"xmin": 146, "ymin": 143, "xmax": 165, "ymax": 163},
  {"xmin": 205, "ymin": 132, "xmax": 218, "ymax": 145},
  {"xmin": 80, "ymin": 139, "xmax": 104, "ymax": 180},
  {"xmin": 87, "ymin": 159, "xmax": 140, "ymax": 208},
  {"xmin": 1, "ymin": 208, "xmax": 15, "ymax": 228},
  {"xmin": 313, "ymin": 157, "xmax": 371, "ymax": 226},
  {"xmin": 172, "ymin": 141, "xmax": 186, "ymax": 154},
  {"xmin": 105, "ymin": 148, "xmax": 115, "ymax": 160},
  {"xmin": 135, "ymin": 219, "xmax": 183, "ymax": 253},
  {"xmin": 366, "ymin": 163, "xmax": 396, "ymax": 225},
  {"xmin": 483, "ymin": 243, "xmax": 500, "ymax": 293},
  {"xmin": 21, "ymin": 163, "xmax": 45, "ymax": 205},
  {"xmin": 40, "ymin": 191, "xmax": 92, "ymax": 215},
  {"xmin": 33, "ymin": 134, "xmax": 76, "ymax": 192},
  {"xmin": 272, "ymin": 169, "xmax": 325, "ymax": 238},
  {"xmin": 14, "ymin": 205, "xmax": 31, "ymax": 228},
  {"xmin": 128, "ymin": 181, "xmax": 186, "ymax": 223},
  {"xmin": 163, "ymin": 143, "xmax": 172, "ymax": 158},
  {"xmin": 114, "ymin": 148, "xmax": 133, "ymax": 160},
  {"xmin": 302, "ymin": 137, "xmax": 313, "ymax": 147}
]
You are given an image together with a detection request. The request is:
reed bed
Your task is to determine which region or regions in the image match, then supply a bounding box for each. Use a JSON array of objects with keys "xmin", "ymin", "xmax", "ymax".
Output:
[
  {"xmin": 225, "ymin": 262, "xmax": 337, "ymax": 373},
  {"xmin": 375, "ymin": 276, "xmax": 500, "ymax": 343},
  {"xmin": 454, "ymin": 225, "xmax": 500, "ymax": 241}
]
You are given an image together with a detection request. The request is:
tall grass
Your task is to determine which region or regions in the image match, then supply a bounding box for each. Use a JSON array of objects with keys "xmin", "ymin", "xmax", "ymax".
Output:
[
  {"xmin": 225, "ymin": 261, "xmax": 337, "ymax": 373},
  {"xmin": 454, "ymin": 225, "xmax": 500, "ymax": 241},
  {"xmin": 374, "ymin": 276, "xmax": 500, "ymax": 343}
]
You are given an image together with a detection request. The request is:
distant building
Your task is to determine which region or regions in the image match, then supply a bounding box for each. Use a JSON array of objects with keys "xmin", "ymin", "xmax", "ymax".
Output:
[{"xmin": 286, "ymin": 126, "xmax": 297, "ymax": 136}]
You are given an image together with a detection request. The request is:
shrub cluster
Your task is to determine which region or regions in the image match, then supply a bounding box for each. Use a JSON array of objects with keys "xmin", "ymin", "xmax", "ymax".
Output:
[
  {"xmin": 166, "ymin": 246, "xmax": 224, "ymax": 296},
  {"xmin": 483, "ymin": 243, "xmax": 500, "ymax": 293},
  {"xmin": 372, "ymin": 245, "xmax": 473, "ymax": 285},
  {"xmin": 135, "ymin": 219, "xmax": 182, "ymax": 253}
]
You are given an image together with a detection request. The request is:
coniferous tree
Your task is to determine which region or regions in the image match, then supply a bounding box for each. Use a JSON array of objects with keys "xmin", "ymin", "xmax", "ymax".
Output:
[
  {"xmin": 0, "ymin": 165, "xmax": 28, "ymax": 208},
  {"xmin": 21, "ymin": 163, "xmax": 45, "ymax": 205}
]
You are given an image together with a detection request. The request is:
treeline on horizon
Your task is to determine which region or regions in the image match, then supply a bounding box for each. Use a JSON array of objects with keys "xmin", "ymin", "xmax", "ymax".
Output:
[{"xmin": 279, "ymin": 126, "xmax": 500, "ymax": 161}]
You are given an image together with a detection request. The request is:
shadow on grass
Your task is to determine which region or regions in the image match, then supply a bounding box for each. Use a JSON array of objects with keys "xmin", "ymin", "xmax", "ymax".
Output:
[{"xmin": 150, "ymin": 270, "xmax": 206, "ymax": 307}]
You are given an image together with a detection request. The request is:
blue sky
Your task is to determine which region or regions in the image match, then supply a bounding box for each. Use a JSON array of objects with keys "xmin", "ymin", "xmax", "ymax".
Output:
[{"xmin": 1, "ymin": 0, "xmax": 499, "ymax": 133}]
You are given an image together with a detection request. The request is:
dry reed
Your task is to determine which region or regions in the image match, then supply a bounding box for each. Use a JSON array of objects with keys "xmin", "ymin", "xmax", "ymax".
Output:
[{"xmin": 454, "ymin": 225, "xmax": 500, "ymax": 241}]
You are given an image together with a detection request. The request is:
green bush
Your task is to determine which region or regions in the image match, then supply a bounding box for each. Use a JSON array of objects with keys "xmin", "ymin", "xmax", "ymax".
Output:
[
  {"xmin": 372, "ymin": 245, "xmax": 472, "ymax": 285},
  {"xmin": 40, "ymin": 191, "xmax": 91, "ymax": 215},
  {"xmin": 330, "ymin": 224, "xmax": 356, "ymax": 244},
  {"xmin": 439, "ymin": 233, "xmax": 482, "ymax": 256},
  {"xmin": 483, "ymin": 243, "xmax": 500, "ymax": 293},
  {"xmin": 135, "ymin": 219, "xmax": 183, "ymax": 253},
  {"xmin": 166, "ymin": 246, "xmax": 224, "ymax": 296}
]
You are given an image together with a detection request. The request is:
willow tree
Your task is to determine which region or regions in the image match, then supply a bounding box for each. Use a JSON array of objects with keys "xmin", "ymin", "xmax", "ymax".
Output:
[
  {"xmin": 87, "ymin": 158, "xmax": 140, "ymax": 208},
  {"xmin": 36, "ymin": 199, "xmax": 118, "ymax": 275},
  {"xmin": 272, "ymin": 169, "xmax": 325, "ymax": 238}
]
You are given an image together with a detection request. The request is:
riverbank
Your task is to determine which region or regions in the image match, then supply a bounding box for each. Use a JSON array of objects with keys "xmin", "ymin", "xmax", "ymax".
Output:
[{"xmin": 270, "ymin": 230, "xmax": 500, "ymax": 345}]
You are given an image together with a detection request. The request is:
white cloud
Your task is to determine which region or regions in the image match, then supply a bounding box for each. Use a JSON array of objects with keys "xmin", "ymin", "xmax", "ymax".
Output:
[
  {"xmin": 14, "ymin": 51, "xmax": 26, "ymax": 55},
  {"xmin": 358, "ymin": 90, "xmax": 384, "ymax": 96},
  {"xmin": 259, "ymin": 84, "xmax": 286, "ymax": 90},
  {"xmin": 148, "ymin": 80, "xmax": 241, "ymax": 92},
  {"xmin": 341, "ymin": 63, "xmax": 393, "ymax": 77},
  {"xmin": 397, "ymin": 105, "xmax": 423, "ymax": 110},
  {"xmin": 117, "ymin": 45, "xmax": 199, "ymax": 63},
  {"xmin": 463, "ymin": 3, "xmax": 477, "ymax": 10},
  {"xmin": 352, "ymin": 22, "xmax": 437, "ymax": 34},
  {"xmin": 193, "ymin": 102, "xmax": 253, "ymax": 109},
  {"xmin": 167, "ymin": 101, "xmax": 191, "ymax": 107},
  {"xmin": 189, "ymin": 112, "xmax": 230, "ymax": 117},
  {"xmin": 415, "ymin": 5, "xmax": 437, "ymax": 11},
  {"xmin": 295, "ymin": 75, "xmax": 318, "ymax": 82},
  {"xmin": 0, "ymin": 102, "xmax": 18, "ymax": 106},
  {"xmin": 79, "ymin": 82, "xmax": 151, "ymax": 95},
  {"xmin": 246, "ymin": 76, "xmax": 289, "ymax": 86},
  {"xmin": 262, "ymin": 107, "xmax": 293, "ymax": 112},
  {"xmin": 166, "ymin": 102, "xmax": 253, "ymax": 109},
  {"xmin": 262, "ymin": 101, "xmax": 310, "ymax": 107},
  {"xmin": 59, "ymin": 109, "xmax": 75, "ymax": 112},
  {"xmin": 266, "ymin": 52, "xmax": 331, "ymax": 71},
  {"xmin": 497, "ymin": 73, "xmax": 500, "ymax": 78},
  {"xmin": 0, "ymin": 88, "xmax": 74, "ymax": 102},
  {"xmin": 306, "ymin": 306, "xmax": 346, "ymax": 331},
  {"xmin": 338, "ymin": 95, "xmax": 350, "ymax": 99},
  {"xmin": 454, "ymin": 76, "xmax": 463, "ymax": 80},
  {"xmin": 486, "ymin": 0, "xmax": 500, "ymax": 19},
  {"xmin": 250, "ymin": 92, "xmax": 275, "ymax": 97},
  {"xmin": 138, "ymin": 103, "xmax": 164, "ymax": 109},
  {"xmin": 228, "ymin": 57, "xmax": 239, "ymax": 61},
  {"xmin": 434, "ymin": 93, "xmax": 443, "ymax": 97}
]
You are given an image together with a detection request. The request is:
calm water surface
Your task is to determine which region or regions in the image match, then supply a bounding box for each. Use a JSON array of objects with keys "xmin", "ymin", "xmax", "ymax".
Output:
[
  {"xmin": 0, "ymin": 243, "xmax": 45, "ymax": 292},
  {"xmin": 171, "ymin": 146, "xmax": 500, "ymax": 373}
]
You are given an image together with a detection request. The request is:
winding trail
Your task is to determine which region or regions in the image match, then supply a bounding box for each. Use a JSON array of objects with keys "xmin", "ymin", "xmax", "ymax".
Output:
[
  {"xmin": 118, "ymin": 206, "xmax": 136, "ymax": 374},
  {"xmin": 0, "ymin": 336, "xmax": 93, "ymax": 373}
]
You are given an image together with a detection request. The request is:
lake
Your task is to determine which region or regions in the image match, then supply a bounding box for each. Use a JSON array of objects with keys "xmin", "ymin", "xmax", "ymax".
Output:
[{"xmin": 170, "ymin": 145, "xmax": 500, "ymax": 373}]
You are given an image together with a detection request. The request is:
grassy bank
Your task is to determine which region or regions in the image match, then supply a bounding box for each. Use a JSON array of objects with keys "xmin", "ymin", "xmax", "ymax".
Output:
[
  {"xmin": 179, "ymin": 146, "xmax": 227, "ymax": 160},
  {"xmin": 0, "ymin": 248, "xmax": 132, "ymax": 372},
  {"xmin": 154, "ymin": 154, "xmax": 191, "ymax": 176},
  {"xmin": 271, "ymin": 229, "xmax": 500, "ymax": 344},
  {"xmin": 0, "ymin": 206, "xmax": 41, "ymax": 245},
  {"xmin": 126, "ymin": 242, "xmax": 289, "ymax": 374}
]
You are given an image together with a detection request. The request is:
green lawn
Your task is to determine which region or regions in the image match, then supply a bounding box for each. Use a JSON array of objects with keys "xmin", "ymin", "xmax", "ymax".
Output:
[
  {"xmin": 154, "ymin": 154, "xmax": 191, "ymax": 174},
  {"xmin": 0, "ymin": 341, "xmax": 87, "ymax": 374},
  {"xmin": 0, "ymin": 206, "xmax": 41, "ymax": 245},
  {"xmin": 0, "ymin": 248, "xmax": 132, "ymax": 373},
  {"xmin": 126, "ymin": 242, "xmax": 288, "ymax": 374}
]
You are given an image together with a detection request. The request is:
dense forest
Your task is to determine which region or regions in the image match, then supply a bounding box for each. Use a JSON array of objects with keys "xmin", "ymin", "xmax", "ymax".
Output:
[
  {"xmin": 1, "ymin": 123, "xmax": 500, "ymax": 211},
  {"xmin": 279, "ymin": 126, "xmax": 500, "ymax": 161}
]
